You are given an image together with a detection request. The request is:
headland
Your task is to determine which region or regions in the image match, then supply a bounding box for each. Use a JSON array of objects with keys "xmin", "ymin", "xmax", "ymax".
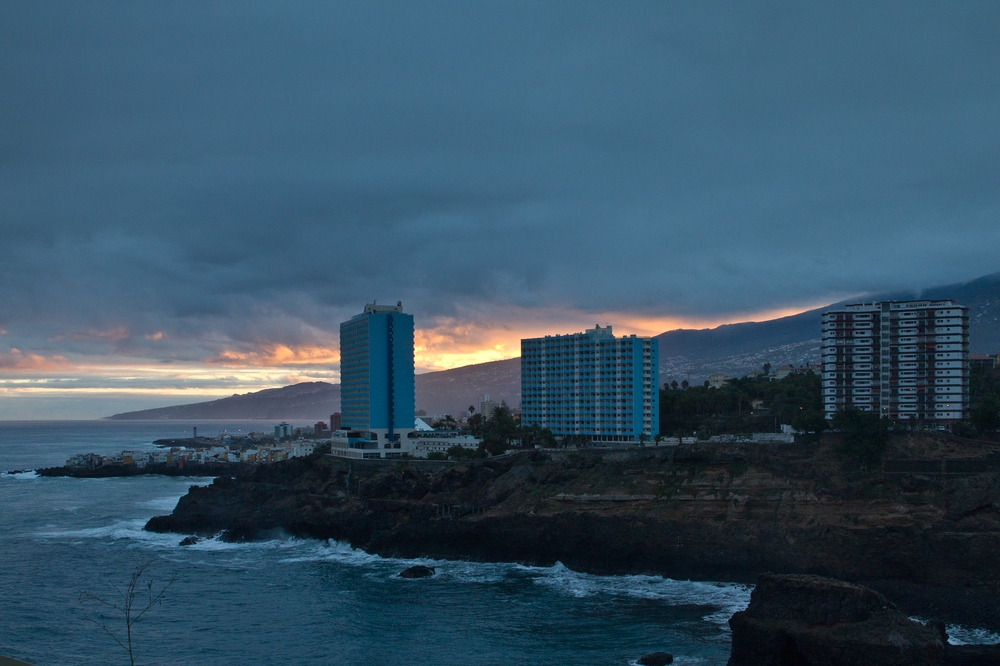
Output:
[{"xmin": 145, "ymin": 432, "xmax": 1000, "ymax": 633}]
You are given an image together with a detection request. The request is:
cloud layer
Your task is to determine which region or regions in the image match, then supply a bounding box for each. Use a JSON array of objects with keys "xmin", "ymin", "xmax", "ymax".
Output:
[{"xmin": 2, "ymin": 2, "xmax": 1000, "ymax": 416}]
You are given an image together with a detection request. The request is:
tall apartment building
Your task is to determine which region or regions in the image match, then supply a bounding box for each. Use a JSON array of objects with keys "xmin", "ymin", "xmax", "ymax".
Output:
[
  {"xmin": 821, "ymin": 300, "xmax": 969, "ymax": 421},
  {"xmin": 338, "ymin": 302, "xmax": 415, "ymax": 450},
  {"xmin": 521, "ymin": 325, "xmax": 659, "ymax": 442}
]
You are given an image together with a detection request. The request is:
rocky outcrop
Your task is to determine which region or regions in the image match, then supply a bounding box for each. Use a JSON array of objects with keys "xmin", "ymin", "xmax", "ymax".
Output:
[
  {"xmin": 38, "ymin": 462, "xmax": 244, "ymax": 478},
  {"xmin": 945, "ymin": 472, "xmax": 1000, "ymax": 521},
  {"xmin": 143, "ymin": 440, "xmax": 1000, "ymax": 632},
  {"xmin": 398, "ymin": 565, "xmax": 435, "ymax": 578},
  {"xmin": 728, "ymin": 574, "xmax": 943, "ymax": 666}
]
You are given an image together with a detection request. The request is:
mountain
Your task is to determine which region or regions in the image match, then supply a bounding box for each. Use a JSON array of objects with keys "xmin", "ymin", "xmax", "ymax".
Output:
[
  {"xmin": 654, "ymin": 272, "xmax": 1000, "ymax": 382},
  {"xmin": 921, "ymin": 272, "xmax": 1000, "ymax": 353},
  {"xmin": 107, "ymin": 382, "xmax": 341, "ymax": 421},
  {"xmin": 415, "ymin": 358, "xmax": 520, "ymax": 417},
  {"xmin": 107, "ymin": 360, "xmax": 521, "ymax": 421},
  {"xmin": 654, "ymin": 308, "xmax": 825, "ymax": 382},
  {"xmin": 109, "ymin": 271, "xmax": 1000, "ymax": 420}
]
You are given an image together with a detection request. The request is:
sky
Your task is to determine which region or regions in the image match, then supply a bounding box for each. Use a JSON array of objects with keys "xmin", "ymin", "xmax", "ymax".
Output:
[{"xmin": 2, "ymin": 2, "xmax": 1000, "ymax": 419}]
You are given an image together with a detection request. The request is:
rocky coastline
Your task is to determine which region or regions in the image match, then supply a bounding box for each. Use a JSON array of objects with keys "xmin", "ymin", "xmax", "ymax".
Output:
[
  {"xmin": 144, "ymin": 434, "xmax": 1000, "ymax": 633},
  {"xmin": 728, "ymin": 573, "xmax": 1000, "ymax": 665},
  {"xmin": 38, "ymin": 461, "xmax": 245, "ymax": 478}
]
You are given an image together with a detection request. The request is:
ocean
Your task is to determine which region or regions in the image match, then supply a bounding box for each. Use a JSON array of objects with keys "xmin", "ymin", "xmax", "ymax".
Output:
[{"xmin": 0, "ymin": 421, "xmax": 993, "ymax": 665}]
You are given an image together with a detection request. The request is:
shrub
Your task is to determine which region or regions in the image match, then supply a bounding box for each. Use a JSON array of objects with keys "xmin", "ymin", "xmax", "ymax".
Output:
[{"xmin": 831, "ymin": 408, "xmax": 889, "ymax": 467}]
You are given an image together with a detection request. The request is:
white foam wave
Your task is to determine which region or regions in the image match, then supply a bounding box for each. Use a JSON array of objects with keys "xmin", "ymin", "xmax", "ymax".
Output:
[
  {"xmin": 278, "ymin": 543, "xmax": 752, "ymax": 618},
  {"xmin": 529, "ymin": 562, "xmax": 752, "ymax": 625},
  {"xmin": 140, "ymin": 495, "xmax": 185, "ymax": 512},
  {"xmin": 278, "ymin": 541, "xmax": 525, "ymax": 584},
  {"xmin": 278, "ymin": 539, "xmax": 391, "ymax": 568},
  {"xmin": 946, "ymin": 625, "xmax": 1000, "ymax": 645},
  {"xmin": 35, "ymin": 518, "xmax": 181, "ymax": 549},
  {"xmin": 1, "ymin": 471, "xmax": 39, "ymax": 479},
  {"xmin": 178, "ymin": 533, "xmax": 319, "ymax": 553}
]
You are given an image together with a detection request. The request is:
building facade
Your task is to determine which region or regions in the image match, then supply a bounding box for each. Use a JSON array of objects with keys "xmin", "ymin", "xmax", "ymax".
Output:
[
  {"xmin": 821, "ymin": 300, "xmax": 969, "ymax": 421},
  {"xmin": 338, "ymin": 302, "xmax": 415, "ymax": 453},
  {"xmin": 520, "ymin": 325, "xmax": 659, "ymax": 442}
]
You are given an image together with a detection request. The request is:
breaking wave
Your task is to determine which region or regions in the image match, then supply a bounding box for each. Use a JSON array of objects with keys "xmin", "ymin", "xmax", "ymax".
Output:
[
  {"xmin": 946, "ymin": 625, "xmax": 1000, "ymax": 646},
  {"xmin": 529, "ymin": 562, "xmax": 752, "ymax": 626}
]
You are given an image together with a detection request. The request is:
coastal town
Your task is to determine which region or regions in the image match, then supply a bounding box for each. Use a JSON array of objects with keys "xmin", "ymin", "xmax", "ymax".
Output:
[{"xmin": 53, "ymin": 297, "xmax": 1000, "ymax": 472}]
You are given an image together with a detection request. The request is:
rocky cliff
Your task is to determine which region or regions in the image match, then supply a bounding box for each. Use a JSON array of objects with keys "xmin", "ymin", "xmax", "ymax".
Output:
[{"xmin": 145, "ymin": 434, "xmax": 1000, "ymax": 632}]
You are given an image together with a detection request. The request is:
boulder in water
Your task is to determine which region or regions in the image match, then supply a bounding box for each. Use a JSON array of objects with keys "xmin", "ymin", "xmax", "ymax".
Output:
[
  {"xmin": 398, "ymin": 565, "xmax": 435, "ymax": 578},
  {"xmin": 728, "ymin": 573, "xmax": 943, "ymax": 666},
  {"xmin": 179, "ymin": 536, "xmax": 199, "ymax": 546},
  {"xmin": 637, "ymin": 652, "xmax": 673, "ymax": 665}
]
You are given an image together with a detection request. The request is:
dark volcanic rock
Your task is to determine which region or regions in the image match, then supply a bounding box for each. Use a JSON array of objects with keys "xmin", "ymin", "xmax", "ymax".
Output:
[
  {"xmin": 398, "ymin": 565, "xmax": 435, "ymax": 579},
  {"xmin": 944, "ymin": 644, "xmax": 1000, "ymax": 665},
  {"xmin": 141, "ymin": 444, "xmax": 1000, "ymax": 632},
  {"xmin": 179, "ymin": 536, "xmax": 199, "ymax": 546},
  {"xmin": 637, "ymin": 652, "xmax": 673, "ymax": 665},
  {"xmin": 728, "ymin": 573, "xmax": 943, "ymax": 666}
]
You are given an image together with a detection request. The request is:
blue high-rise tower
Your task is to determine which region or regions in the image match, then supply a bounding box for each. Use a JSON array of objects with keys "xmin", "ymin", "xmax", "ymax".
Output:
[{"xmin": 339, "ymin": 302, "xmax": 415, "ymax": 449}]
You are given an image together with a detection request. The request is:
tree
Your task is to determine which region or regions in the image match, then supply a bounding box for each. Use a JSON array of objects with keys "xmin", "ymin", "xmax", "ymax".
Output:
[
  {"xmin": 972, "ymin": 393, "xmax": 1000, "ymax": 433},
  {"xmin": 433, "ymin": 415, "xmax": 458, "ymax": 430},
  {"xmin": 831, "ymin": 408, "xmax": 889, "ymax": 468},
  {"xmin": 792, "ymin": 407, "xmax": 827, "ymax": 434},
  {"xmin": 447, "ymin": 444, "xmax": 486, "ymax": 460},
  {"xmin": 82, "ymin": 560, "xmax": 177, "ymax": 666},
  {"xmin": 481, "ymin": 403, "xmax": 519, "ymax": 455},
  {"xmin": 467, "ymin": 412, "xmax": 486, "ymax": 437},
  {"xmin": 763, "ymin": 363, "xmax": 772, "ymax": 377}
]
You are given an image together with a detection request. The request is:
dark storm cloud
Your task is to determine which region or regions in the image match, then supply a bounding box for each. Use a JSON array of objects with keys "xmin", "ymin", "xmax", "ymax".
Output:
[{"xmin": 2, "ymin": 1, "xmax": 1000, "ymax": 362}]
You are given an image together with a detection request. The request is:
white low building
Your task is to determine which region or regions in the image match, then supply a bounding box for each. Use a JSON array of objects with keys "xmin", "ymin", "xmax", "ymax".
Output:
[
  {"xmin": 410, "ymin": 434, "xmax": 481, "ymax": 458},
  {"xmin": 327, "ymin": 429, "xmax": 482, "ymax": 459}
]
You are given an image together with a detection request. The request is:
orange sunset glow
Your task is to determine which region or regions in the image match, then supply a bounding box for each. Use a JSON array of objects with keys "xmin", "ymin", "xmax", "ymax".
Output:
[{"xmin": 0, "ymin": 300, "xmax": 824, "ymax": 412}]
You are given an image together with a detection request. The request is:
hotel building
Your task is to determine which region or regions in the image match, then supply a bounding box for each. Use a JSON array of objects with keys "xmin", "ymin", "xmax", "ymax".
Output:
[
  {"xmin": 521, "ymin": 325, "xmax": 659, "ymax": 442},
  {"xmin": 335, "ymin": 302, "xmax": 415, "ymax": 457},
  {"xmin": 821, "ymin": 300, "xmax": 969, "ymax": 421}
]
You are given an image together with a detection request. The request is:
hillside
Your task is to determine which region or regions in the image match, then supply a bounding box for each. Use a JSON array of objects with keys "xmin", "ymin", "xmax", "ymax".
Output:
[
  {"xmin": 655, "ymin": 271, "xmax": 1000, "ymax": 382},
  {"xmin": 109, "ymin": 271, "xmax": 1000, "ymax": 420},
  {"xmin": 922, "ymin": 272, "xmax": 1000, "ymax": 353},
  {"xmin": 415, "ymin": 357, "xmax": 520, "ymax": 417},
  {"xmin": 107, "ymin": 360, "xmax": 521, "ymax": 421},
  {"xmin": 107, "ymin": 382, "xmax": 341, "ymax": 421}
]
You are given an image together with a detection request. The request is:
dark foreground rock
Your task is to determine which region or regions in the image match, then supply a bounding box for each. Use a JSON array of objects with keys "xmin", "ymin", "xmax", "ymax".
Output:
[
  {"xmin": 143, "ymin": 441, "xmax": 1000, "ymax": 632},
  {"xmin": 637, "ymin": 652, "xmax": 673, "ymax": 665},
  {"xmin": 179, "ymin": 536, "xmax": 199, "ymax": 546},
  {"xmin": 728, "ymin": 573, "xmax": 943, "ymax": 666},
  {"xmin": 38, "ymin": 462, "xmax": 244, "ymax": 478},
  {"xmin": 398, "ymin": 565, "xmax": 435, "ymax": 579},
  {"xmin": 944, "ymin": 645, "xmax": 1000, "ymax": 665}
]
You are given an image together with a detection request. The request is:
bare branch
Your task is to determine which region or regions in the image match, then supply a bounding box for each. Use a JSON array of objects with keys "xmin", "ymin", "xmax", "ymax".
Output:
[{"xmin": 82, "ymin": 559, "xmax": 178, "ymax": 666}]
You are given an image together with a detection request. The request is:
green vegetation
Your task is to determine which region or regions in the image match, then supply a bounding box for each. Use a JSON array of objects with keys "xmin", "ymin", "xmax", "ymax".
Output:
[
  {"xmin": 831, "ymin": 407, "xmax": 889, "ymax": 468},
  {"xmin": 446, "ymin": 445, "xmax": 487, "ymax": 460},
  {"xmin": 658, "ymin": 371, "xmax": 823, "ymax": 437},
  {"xmin": 479, "ymin": 403, "xmax": 521, "ymax": 455},
  {"xmin": 970, "ymin": 365, "xmax": 1000, "ymax": 433}
]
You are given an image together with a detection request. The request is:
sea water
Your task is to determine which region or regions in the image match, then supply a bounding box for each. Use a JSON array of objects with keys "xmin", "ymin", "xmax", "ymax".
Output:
[{"xmin": 0, "ymin": 421, "xmax": 990, "ymax": 665}]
